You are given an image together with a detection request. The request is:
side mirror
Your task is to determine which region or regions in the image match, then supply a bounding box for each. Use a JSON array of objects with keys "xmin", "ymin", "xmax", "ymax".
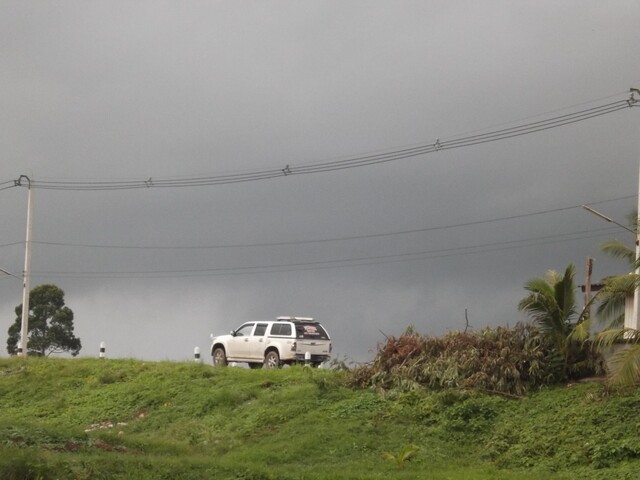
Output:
[
  {"xmin": 230, "ymin": 330, "xmax": 236, "ymax": 337},
  {"xmin": 210, "ymin": 333, "xmax": 214, "ymax": 340}
]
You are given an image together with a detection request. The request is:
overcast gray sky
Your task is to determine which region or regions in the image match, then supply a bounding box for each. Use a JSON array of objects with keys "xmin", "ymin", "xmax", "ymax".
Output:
[{"xmin": 1, "ymin": 1, "xmax": 640, "ymax": 363}]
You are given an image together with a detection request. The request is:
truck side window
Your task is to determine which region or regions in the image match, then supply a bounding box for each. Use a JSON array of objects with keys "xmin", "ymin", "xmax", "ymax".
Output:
[
  {"xmin": 254, "ymin": 323, "xmax": 268, "ymax": 336},
  {"xmin": 270, "ymin": 323, "xmax": 291, "ymax": 336},
  {"xmin": 234, "ymin": 323, "xmax": 254, "ymax": 337},
  {"xmin": 279, "ymin": 324, "xmax": 291, "ymax": 336}
]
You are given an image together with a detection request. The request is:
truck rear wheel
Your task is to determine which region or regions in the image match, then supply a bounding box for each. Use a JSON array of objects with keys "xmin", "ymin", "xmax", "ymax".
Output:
[{"xmin": 264, "ymin": 350, "xmax": 281, "ymax": 369}]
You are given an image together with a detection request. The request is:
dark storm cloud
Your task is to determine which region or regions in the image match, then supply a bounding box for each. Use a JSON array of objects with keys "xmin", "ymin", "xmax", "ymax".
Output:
[{"xmin": 1, "ymin": 1, "xmax": 639, "ymax": 362}]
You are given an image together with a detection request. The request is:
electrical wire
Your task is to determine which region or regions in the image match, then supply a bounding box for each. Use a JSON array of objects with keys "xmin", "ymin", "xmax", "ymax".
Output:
[
  {"xmin": 0, "ymin": 182, "xmax": 17, "ymax": 192},
  {"xmin": 15, "ymin": 96, "xmax": 635, "ymax": 191},
  {"xmin": 437, "ymin": 91, "xmax": 629, "ymax": 141},
  {"xmin": 2, "ymin": 194, "xmax": 632, "ymax": 251},
  {"xmin": 28, "ymin": 226, "xmax": 619, "ymax": 279},
  {"xmin": 0, "ymin": 241, "xmax": 24, "ymax": 249},
  {"xmin": 3, "ymin": 93, "xmax": 636, "ymax": 279}
]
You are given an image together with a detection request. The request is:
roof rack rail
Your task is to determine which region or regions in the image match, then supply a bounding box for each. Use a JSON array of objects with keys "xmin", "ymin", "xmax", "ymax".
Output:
[{"xmin": 276, "ymin": 316, "xmax": 315, "ymax": 322}]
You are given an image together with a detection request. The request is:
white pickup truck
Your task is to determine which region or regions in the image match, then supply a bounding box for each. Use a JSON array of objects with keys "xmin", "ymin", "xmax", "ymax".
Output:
[{"xmin": 210, "ymin": 316, "xmax": 332, "ymax": 368}]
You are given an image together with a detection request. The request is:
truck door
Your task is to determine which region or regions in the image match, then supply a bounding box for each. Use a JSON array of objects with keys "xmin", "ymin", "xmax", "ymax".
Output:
[
  {"xmin": 229, "ymin": 323, "xmax": 255, "ymax": 358},
  {"xmin": 248, "ymin": 323, "xmax": 269, "ymax": 360}
]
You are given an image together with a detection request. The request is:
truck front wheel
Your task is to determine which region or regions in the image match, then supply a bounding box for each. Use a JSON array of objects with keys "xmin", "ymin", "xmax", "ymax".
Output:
[{"xmin": 212, "ymin": 347, "xmax": 227, "ymax": 367}]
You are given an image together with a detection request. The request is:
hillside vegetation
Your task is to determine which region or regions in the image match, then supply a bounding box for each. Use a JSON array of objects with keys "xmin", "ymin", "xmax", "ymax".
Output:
[{"xmin": 1, "ymin": 358, "xmax": 640, "ymax": 479}]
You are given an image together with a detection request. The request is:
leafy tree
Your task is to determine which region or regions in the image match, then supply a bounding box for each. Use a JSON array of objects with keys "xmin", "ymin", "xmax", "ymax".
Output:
[
  {"xmin": 518, "ymin": 264, "xmax": 599, "ymax": 380},
  {"xmin": 6, "ymin": 284, "xmax": 81, "ymax": 357}
]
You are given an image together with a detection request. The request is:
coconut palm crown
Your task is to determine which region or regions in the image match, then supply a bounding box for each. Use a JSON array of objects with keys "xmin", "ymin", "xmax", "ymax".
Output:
[{"xmin": 519, "ymin": 264, "xmax": 601, "ymax": 380}]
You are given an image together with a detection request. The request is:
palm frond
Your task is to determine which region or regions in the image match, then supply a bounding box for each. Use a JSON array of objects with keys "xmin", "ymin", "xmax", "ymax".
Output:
[
  {"xmin": 595, "ymin": 328, "xmax": 640, "ymax": 349},
  {"xmin": 555, "ymin": 264, "xmax": 577, "ymax": 323},
  {"xmin": 625, "ymin": 210, "xmax": 639, "ymax": 230},
  {"xmin": 595, "ymin": 274, "xmax": 639, "ymax": 326},
  {"xmin": 602, "ymin": 314, "xmax": 626, "ymax": 330},
  {"xmin": 383, "ymin": 444, "xmax": 419, "ymax": 468},
  {"xmin": 595, "ymin": 289, "xmax": 628, "ymax": 323},
  {"xmin": 600, "ymin": 240, "xmax": 635, "ymax": 266},
  {"xmin": 522, "ymin": 277, "xmax": 555, "ymax": 298},
  {"xmin": 596, "ymin": 274, "xmax": 638, "ymax": 322},
  {"xmin": 544, "ymin": 269, "xmax": 563, "ymax": 284},
  {"xmin": 607, "ymin": 344, "xmax": 640, "ymax": 388},
  {"xmin": 595, "ymin": 328, "xmax": 626, "ymax": 349},
  {"xmin": 569, "ymin": 318, "xmax": 591, "ymax": 343}
]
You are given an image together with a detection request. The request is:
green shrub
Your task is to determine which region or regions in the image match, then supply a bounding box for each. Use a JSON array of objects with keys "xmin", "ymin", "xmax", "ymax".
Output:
[{"xmin": 349, "ymin": 323, "xmax": 560, "ymax": 394}]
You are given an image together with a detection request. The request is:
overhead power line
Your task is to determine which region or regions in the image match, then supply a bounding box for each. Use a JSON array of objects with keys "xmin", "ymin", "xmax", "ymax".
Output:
[
  {"xmin": 8, "ymin": 95, "xmax": 635, "ymax": 192},
  {"xmin": 0, "ymin": 194, "xmax": 633, "ymax": 255},
  {"xmin": 0, "ymin": 182, "xmax": 17, "ymax": 192},
  {"xmin": 29, "ymin": 226, "xmax": 618, "ymax": 279},
  {"xmin": 0, "ymin": 194, "xmax": 631, "ymax": 251}
]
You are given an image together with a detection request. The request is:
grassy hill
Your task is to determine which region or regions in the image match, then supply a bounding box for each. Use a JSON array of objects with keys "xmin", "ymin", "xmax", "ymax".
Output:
[{"xmin": 1, "ymin": 358, "xmax": 640, "ymax": 479}]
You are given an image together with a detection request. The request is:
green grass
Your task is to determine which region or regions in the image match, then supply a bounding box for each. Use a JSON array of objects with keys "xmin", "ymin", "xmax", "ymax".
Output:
[{"xmin": 1, "ymin": 358, "xmax": 640, "ymax": 479}]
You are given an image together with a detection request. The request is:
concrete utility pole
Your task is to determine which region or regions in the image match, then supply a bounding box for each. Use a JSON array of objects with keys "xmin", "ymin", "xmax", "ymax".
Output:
[
  {"xmin": 17, "ymin": 175, "xmax": 33, "ymax": 357},
  {"xmin": 582, "ymin": 88, "xmax": 639, "ymax": 329},
  {"xmin": 632, "ymin": 88, "xmax": 640, "ymax": 331}
]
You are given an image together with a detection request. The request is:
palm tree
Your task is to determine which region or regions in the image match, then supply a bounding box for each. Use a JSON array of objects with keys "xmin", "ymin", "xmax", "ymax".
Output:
[
  {"xmin": 595, "ymin": 210, "xmax": 638, "ymax": 328},
  {"xmin": 518, "ymin": 264, "xmax": 591, "ymax": 379},
  {"xmin": 593, "ymin": 210, "xmax": 640, "ymax": 387}
]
